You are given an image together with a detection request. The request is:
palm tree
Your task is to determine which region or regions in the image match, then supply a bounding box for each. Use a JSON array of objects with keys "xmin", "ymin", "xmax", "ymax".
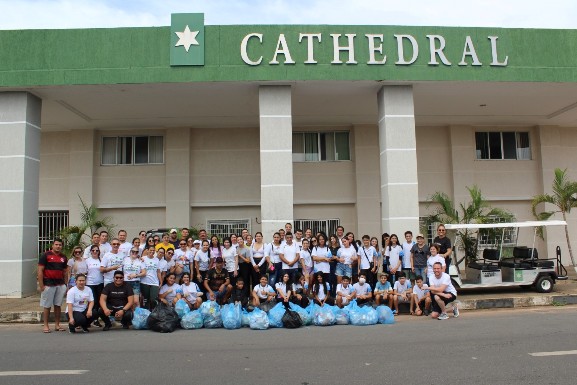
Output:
[
  {"xmin": 532, "ymin": 168, "xmax": 577, "ymax": 268},
  {"xmin": 424, "ymin": 186, "xmax": 514, "ymax": 270}
]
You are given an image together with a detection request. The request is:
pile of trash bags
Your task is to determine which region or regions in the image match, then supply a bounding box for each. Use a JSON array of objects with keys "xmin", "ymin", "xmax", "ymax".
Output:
[{"xmin": 134, "ymin": 299, "xmax": 395, "ymax": 332}]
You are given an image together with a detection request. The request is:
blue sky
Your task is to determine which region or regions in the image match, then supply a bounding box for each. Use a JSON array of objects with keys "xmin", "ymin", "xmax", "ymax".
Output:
[{"xmin": 0, "ymin": 0, "xmax": 576, "ymax": 29}]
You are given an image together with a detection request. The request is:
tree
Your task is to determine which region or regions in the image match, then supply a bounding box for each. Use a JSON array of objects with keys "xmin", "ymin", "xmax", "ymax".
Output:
[
  {"xmin": 531, "ymin": 168, "xmax": 577, "ymax": 267},
  {"xmin": 424, "ymin": 186, "xmax": 514, "ymax": 270},
  {"xmin": 58, "ymin": 196, "xmax": 115, "ymax": 256}
]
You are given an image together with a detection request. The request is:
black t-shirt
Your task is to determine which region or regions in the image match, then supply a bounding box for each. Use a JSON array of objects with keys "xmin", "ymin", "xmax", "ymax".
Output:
[
  {"xmin": 102, "ymin": 282, "xmax": 133, "ymax": 309},
  {"xmin": 433, "ymin": 236, "xmax": 452, "ymax": 256},
  {"xmin": 229, "ymin": 288, "xmax": 248, "ymax": 308},
  {"xmin": 410, "ymin": 244, "xmax": 430, "ymax": 268},
  {"xmin": 205, "ymin": 268, "xmax": 228, "ymax": 291}
]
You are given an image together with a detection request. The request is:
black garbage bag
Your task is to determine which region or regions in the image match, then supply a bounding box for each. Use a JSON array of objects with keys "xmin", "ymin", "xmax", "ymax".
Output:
[
  {"xmin": 282, "ymin": 309, "xmax": 303, "ymax": 329},
  {"xmin": 147, "ymin": 302, "xmax": 180, "ymax": 333}
]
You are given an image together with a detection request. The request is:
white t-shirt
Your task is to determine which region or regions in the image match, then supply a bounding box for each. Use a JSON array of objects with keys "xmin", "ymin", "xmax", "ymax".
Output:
[
  {"xmin": 275, "ymin": 282, "xmax": 290, "ymax": 297},
  {"xmin": 194, "ymin": 250, "xmax": 210, "ymax": 271},
  {"xmin": 174, "ymin": 249, "xmax": 194, "ymax": 269},
  {"xmin": 353, "ymin": 282, "xmax": 371, "ymax": 297},
  {"xmin": 119, "ymin": 242, "xmax": 133, "ymax": 258},
  {"xmin": 393, "ymin": 280, "xmax": 412, "ymax": 295},
  {"xmin": 99, "ymin": 242, "xmax": 112, "ymax": 255},
  {"xmin": 337, "ymin": 245, "xmax": 357, "ymax": 265},
  {"xmin": 159, "ymin": 283, "xmax": 181, "ymax": 304},
  {"xmin": 312, "ymin": 246, "xmax": 331, "ymax": 273},
  {"xmin": 299, "ymin": 249, "xmax": 313, "ymax": 268},
  {"xmin": 100, "ymin": 252, "xmax": 125, "ymax": 282},
  {"xmin": 402, "ymin": 241, "xmax": 415, "ymax": 269},
  {"xmin": 429, "ymin": 272, "xmax": 457, "ymax": 296},
  {"xmin": 265, "ymin": 243, "xmax": 282, "ymax": 264},
  {"xmin": 253, "ymin": 284, "xmax": 275, "ymax": 299},
  {"xmin": 141, "ymin": 257, "xmax": 160, "ymax": 286},
  {"xmin": 281, "ymin": 243, "xmax": 299, "ymax": 270},
  {"xmin": 336, "ymin": 283, "xmax": 354, "ymax": 297},
  {"xmin": 315, "ymin": 282, "xmax": 331, "ymax": 301},
  {"xmin": 413, "ymin": 284, "xmax": 430, "ymax": 301},
  {"xmin": 158, "ymin": 258, "xmax": 169, "ymax": 273},
  {"xmin": 359, "ymin": 246, "xmax": 377, "ymax": 270},
  {"xmin": 385, "ymin": 245, "xmax": 403, "ymax": 271},
  {"xmin": 66, "ymin": 286, "xmax": 94, "ymax": 312},
  {"xmin": 221, "ymin": 247, "xmax": 237, "ymax": 272},
  {"xmin": 122, "ymin": 257, "xmax": 144, "ymax": 282},
  {"xmin": 427, "ymin": 255, "xmax": 446, "ymax": 279},
  {"xmin": 86, "ymin": 257, "xmax": 104, "ymax": 285},
  {"xmin": 82, "ymin": 245, "xmax": 93, "ymax": 259},
  {"xmin": 181, "ymin": 282, "xmax": 201, "ymax": 302},
  {"xmin": 67, "ymin": 258, "xmax": 88, "ymax": 275}
]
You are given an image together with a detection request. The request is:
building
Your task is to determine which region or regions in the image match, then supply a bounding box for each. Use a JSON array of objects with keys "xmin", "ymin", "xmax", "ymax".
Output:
[{"xmin": 1, "ymin": 14, "xmax": 577, "ymax": 297}]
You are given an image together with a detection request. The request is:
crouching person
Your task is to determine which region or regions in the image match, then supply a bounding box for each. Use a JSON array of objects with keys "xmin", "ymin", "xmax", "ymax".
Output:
[
  {"xmin": 410, "ymin": 275, "xmax": 431, "ymax": 316},
  {"xmin": 429, "ymin": 262, "xmax": 459, "ymax": 320},
  {"xmin": 98, "ymin": 270, "xmax": 134, "ymax": 331},
  {"xmin": 66, "ymin": 273, "xmax": 94, "ymax": 333}
]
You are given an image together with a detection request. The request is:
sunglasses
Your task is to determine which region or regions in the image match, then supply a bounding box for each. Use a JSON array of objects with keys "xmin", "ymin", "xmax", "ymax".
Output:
[
  {"xmin": 131, "ymin": 250, "xmax": 139, "ymax": 253},
  {"xmin": 74, "ymin": 251, "xmax": 82, "ymax": 254},
  {"xmin": 179, "ymin": 243, "xmax": 186, "ymax": 246},
  {"xmin": 91, "ymin": 249, "xmax": 99, "ymax": 253},
  {"xmin": 112, "ymin": 243, "xmax": 120, "ymax": 246},
  {"xmin": 114, "ymin": 276, "xmax": 124, "ymax": 280}
]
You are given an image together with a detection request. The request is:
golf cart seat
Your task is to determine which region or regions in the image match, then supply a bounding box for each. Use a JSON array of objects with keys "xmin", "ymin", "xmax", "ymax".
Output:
[
  {"xmin": 482, "ymin": 248, "xmax": 500, "ymax": 261},
  {"xmin": 513, "ymin": 246, "xmax": 539, "ymax": 260},
  {"xmin": 528, "ymin": 259, "xmax": 554, "ymax": 268},
  {"xmin": 500, "ymin": 259, "xmax": 533, "ymax": 269},
  {"xmin": 468, "ymin": 261, "xmax": 500, "ymax": 271}
]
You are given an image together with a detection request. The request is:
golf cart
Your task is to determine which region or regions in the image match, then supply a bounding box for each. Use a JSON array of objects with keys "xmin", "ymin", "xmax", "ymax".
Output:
[{"xmin": 444, "ymin": 220, "xmax": 568, "ymax": 293}]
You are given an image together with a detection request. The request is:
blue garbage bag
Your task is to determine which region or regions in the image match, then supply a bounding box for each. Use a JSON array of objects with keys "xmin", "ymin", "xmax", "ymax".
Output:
[
  {"xmin": 241, "ymin": 309, "xmax": 251, "ymax": 327},
  {"xmin": 222, "ymin": 303, "xmax": 242, "ymax": 330},
  {"xmin": 289, "ymin": 303, "xmax": 312, "ymax": 326},
  {"xmin": 305, "ymin": 302, "xmax": 320, "ymax": 317},
  {"xmin": 349, "ymin": 302, "xmax": 378, "ymax": 326},
  {"xmin": 329, "ymin": 305, "xmax": 349, "ymax": 325},
  {"xmin": 376, "ymin": 305, "xmax": 395, "ymax": 324},
  {"xmin": 200, "ymin": 300, "xmax": 223, "ymax": 328},
  {"xmin": 132, "ymin": 307, "xmax": 151, "ymax": 330},
  {"xmin": 175, "ymin": 299, "xmax": 190, "ymax": 320},
  {"xmin": 249, "ymin": 307, "xmax": 269, "ymax": 330},
  {"xmin": 181, "ymin": 310, "xmax": 204, "ymax": 329},
  {"xmin": 268, "ymin": 303, "xmax": 286, "ymax": 328},
  {"xmin": 313, "ymin": 305, "xmax": 336, "ymax": 326}
]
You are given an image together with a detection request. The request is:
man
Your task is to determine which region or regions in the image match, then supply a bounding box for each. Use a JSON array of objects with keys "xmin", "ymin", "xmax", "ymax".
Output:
[
  {"xmin": 181, "ymin": 228, "xmax": 190, "ymax": 242},
  {"xmin": 168, "ymin": 229, "xmax": 180, "ymax": 248},
  {"xmin": 352, "ymin": 273, "xmax": 373, "ymax": 306},
  {"xmin": 304, "ymin": 228, "xmax": 313, "ymax": 241},
  {"xmin": 284, "ymin": 222, "xmax": 293, "ymax": 235},
  {"xmin": 429, "ymin": 262, "xmax": 459, "ymax": 320},
  {"xmin": 401, "ymin": 231, "xmax": 416, "ymax": 282},
  {"xmin": 410, "ymin": 234, "xmax": 430, "ymax": 282},
  {"xmin": 240, "ymin": 228, "xmax": 249, "ymax": 242},
  {"xmin": 38, "ymin": 238, "xmax": 68, "ymax": 333},
  {"xmin": 98, "ymin": 270, "xmax": 134, "ymax": 330},
  {"xmin": 204, "ymin": 257, "xmax": 232, "ymax": 305},
  {"xmin": 83, "ymin": 232, "xmax": 101, "ymax": 259},
  {"xmin": 336, "ymin": 275, "xmax": 354, "ymax": 308},
  {"xmin": 99, "ymin": 230, "xmax": 112, "ymax": 254},
  {"xmin": 279, "ymin": 232, "xmax": 299, "ymax": 281},
  {"xmin": 117, "ymin": 230, "xmax": 133, "ymax": 257},
  {"xmin": 198, "ymin": 229, "xmax": 208, "ymax": 243},
  {"xmin": 100, "ymin": 238, "xmax": 125, "ymax": 286},
  {"xmin": 294, "ymin": 229, "xmax": 303, "ymax": 250},
  {"xmin": 359, "ymin": 235, "xmax": 378, "ymax": 286}
]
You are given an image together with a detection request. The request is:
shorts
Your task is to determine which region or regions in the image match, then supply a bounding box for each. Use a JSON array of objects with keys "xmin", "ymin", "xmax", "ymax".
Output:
[
  {"xmin": 214, "ymin": 286, "xmax": 228, "ymax": 299},
  {"xmin": 431, "ymin": 293, "xmax": 457, "ymax": 313},
  {"xmin": 40, "ymin": 284, "xmax": 66, "ymax": 308},
  {"xmin": 303, "ymin": 266, "xmax": 313, "ymax": 276},
  {"xmin": 336, "ymin": 263, "xmax": 352, "ymax": 277},
  {"xmin": 127, "ymin": 281, "xmax": 141, "ymax": 295},
  {"xmin": 397, "ymin": 294, "xmax": 410, "ymax": 303}
]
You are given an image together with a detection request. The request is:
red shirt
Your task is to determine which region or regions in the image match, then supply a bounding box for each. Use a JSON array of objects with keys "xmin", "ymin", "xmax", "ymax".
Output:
[{"xmin": 38, "ymin": 251, "xmax": 68, "ymax": 286}]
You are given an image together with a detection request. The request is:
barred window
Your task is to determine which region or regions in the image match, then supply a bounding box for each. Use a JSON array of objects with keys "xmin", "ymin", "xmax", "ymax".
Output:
[{"xmin": 207, "ymin": 219, "xmax": 251, "ymax": 241}]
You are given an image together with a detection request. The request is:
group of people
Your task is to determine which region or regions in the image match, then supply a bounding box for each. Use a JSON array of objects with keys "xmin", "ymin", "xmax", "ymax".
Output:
[{"xmin": 37, "ymin": 223, "xmax": 459, "ymax": 334}]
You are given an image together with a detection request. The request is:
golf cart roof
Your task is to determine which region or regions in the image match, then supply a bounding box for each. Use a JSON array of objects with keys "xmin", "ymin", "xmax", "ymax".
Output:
[{"xmin": 444, "ymin": 220, "xmax": 567, "ymax": 230}]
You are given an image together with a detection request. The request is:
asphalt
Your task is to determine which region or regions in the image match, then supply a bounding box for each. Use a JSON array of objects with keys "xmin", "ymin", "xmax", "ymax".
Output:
[{"xmin": 2, "ymin": 276, "xmax": 577, "ymax": 323}]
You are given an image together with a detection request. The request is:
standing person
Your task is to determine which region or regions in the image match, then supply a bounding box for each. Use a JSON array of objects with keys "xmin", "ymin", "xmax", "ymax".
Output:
[
  {"xmin": 156, "ymin": 233, "xmax": 175, "ymax": 253},
  {"xmin": 175, "ymin": 239, "xmax": 193, "ymax": 276},
  {"xmin": 98, "ymin": 271, "xmax": 134, "ymax": 331},
  {"xmin": 236, "ymin": 237, "xmax": 252, "ymax": 297},
  {"xmin": 156, "ymin": 248, "xmax": 168, "ymax": 286},
  {"xmin": 312, "ymin": 234, "xmax": 331, "ymax": 288},
  {"xmin": 298, "ymin": 239, "xmax": 313, "ymax": 283},
  {"xmin": 346, "ymin": 232, "xmax": 359, "ymax": 283},
  {"xmin": 180, "ymin": 228, "xmax": 190, "ymax": 243},
  {"xmin": 86, "ymin": 244, "xmax": 104, "ymax": 327},
  {"xmin": 209, "ymin": 235, "xmax": 222, "ymax": 268},
  {"xmin": 66, "ymin": 273, "xmax": 94, "ymax": 333},
  {"xmin": 117, "ymin": 230, "xmax": 133, "ymax": 257},
  {"xmin": 38, "ymin": 238, "xmax": 68, "ymax": 333},
  {"xmin": 265, "ymin": 232, "xmax": 282, "ymax": 287},
  {"xmin": 380, "ymin": 233, "xmax": 390, "ymax": 276},
  {"xmin": 429, "ymin": 262, "xmax": 459, "ymax": 320},
  {"xmin": 433, "ymin": 224, "xmax": 452, "ymax": 273},
  {"xmin": 221, "ymin": 237, "xmax": 238, "ymax": 286},
  {"xmin": 385, "ymin": 234, "xmax": 403, "ymax": 285},
  {"xmin": 100, "ymin": 239, "xmax": 125, "ymax": 286},
  {"xmin": 401, "ymin": 231, "xmax": 416, "ymax": 283},
  {"xmin": 140, "ymin": 245, "xmax": 161, "ymax": 310},
  {"xmin": 131, "ymin": 238, "xmax": 141, "ymax": 256},
  {"xmin": 410, "ymin": 234, "xmax": 430, "ymax": 283},
  {"xmin": 251, "ymin": 232, "xmax": 269, "ymax": 286},
  {"xmin": 168, "ymin": 229, "xmax": 180, "ymax": 248},
  {"xmin": 83, "ymin": 233, "xmax": 101, "ymax": 259},
  {"xmin": 336, "ymin": 226, "xmax": 345, "ymax": 246},
  {"xmin": 328, "ymin": 234, "xmax": 340, "ymax": 296},
  {"xmin": 336, "ymin": 237, "xmax": 357, "ymax": 285},
  {"xmin": 144, "ymin": 236, "xmax": 156, "ymax": 253},
  {"xmin": 359, "ymin": 235, "xmax": 378, "ymax": 287},
  {"xmin": 194, "ymin": 240, "xmax": 211, "ymax": 285},
  {"xmin": 304, "ymin": 228, "xmax": 313, "ymax": 241},
  {"xmin": 99, "ymin": 231, "xmax": 112, "ymax": 255},
  {"xmin": 122, "ymin": 248, "xmax": 146, "ymax": 310},
  {"xmin": 279, "ymin": 232, "xmax": 299, "ymax": 282},
  {"xmin": 138, "ymin": 231, "xmax": 147, "ymax": 253},
  {"xmin": 198, "ymin": 229, "xmax": 209, "ymax": 243},
  {"xmin": 204, "ymin": 257, "xmax": 232, "ymax": 305},
  {"xmin": 67, "ymin": 246, "xmax": 88, "ymax": 290}
]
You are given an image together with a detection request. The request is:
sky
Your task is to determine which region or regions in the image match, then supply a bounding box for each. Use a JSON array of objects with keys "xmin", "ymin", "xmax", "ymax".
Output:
[{"xmin": 0, "ymin": 0, "xmax": 576, "ymax": 30}]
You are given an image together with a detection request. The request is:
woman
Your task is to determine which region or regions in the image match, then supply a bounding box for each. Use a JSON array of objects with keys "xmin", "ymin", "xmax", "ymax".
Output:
[
  {"xmin": 298, "ymin": 239, "xmax": 313, "ymax": 283},
  {"xmin": 291, "ymin": 273, "xmax": 309, "ymax": 308},
  {"xmin": 264, "ymin": 232, "xmax": 282, "ymax": 287},
  {"xmin": 312, "ymin": 272, "xmax": 334, "ymax": 306},
  {"xmin": 156, "ymin": 247, "xmax": 168, "ymax": 285},
  {"xmin": 311, "ymin": 234, "xmax": 331, "ymax": 287},
  {"xmin": 380, "ymin": 233, "xmax": 390, "ymax": 275},
  {"xmin": 132, "ymin": 238, "xmax": 141, "ymax": 256},
  {"xmin": 159, "ymin": 273, "xmax": 181, "ymax": 306},
  {"xmin": 385, "ymin": 234, "xmax": 403, "ymax": 284},
  {"xmin": 236, "ymin": 237, "xmax": 252, "ymax": 296},
  {"xmin": 85, "ymin": 244, "xmax": 104, "ymax": 327},
  {"xmin": 174, "ymin": 239, "xmax": 193, "ymax": 276},
  {"xmin": 194, "ymin": 240, "xmax": 211, "ymax": 285},
  {"xmin": 138, "ymin": 231, "xmax": 147, "ymax": 252},
  {"xmin": 165, "ymin": 249, "xmax": 177, "ymax": 280},
  {"xmin": 245, "ymin": 234, "xmax": 253, "ymax": 248},
  {"xmin": 123, "ymin": 247, "xmax": 146, "ymax": 310},
  {"xmin": 251, "ymin": 232, "xmax": 268, "ymax": 286},
  {"xmin": 433, "ymin": 224, "xmax": 452, "ymax": 273},
  {"xmin": 140, "ymin": 245, "xmax": 161, "ymax": 310},
  {"xmin": 310, "ymin": 237, "xmax": 318, "ymax": 250},
  {"xmin": 66, "ymin": 273, "xmax": 94, "ymax": 333},
  {"xmin": 346, "ymin": 232, "xmax": 359, "ymax": 283},
  {"xmin": 221, "ymin": 237, "xmax": 238, "ymax": 285},
  {"xmin": 67, "ymin": 246, "xmax": 88, "ymax": 290},
  {"xmin": 336, "ymin": 237, "xmax": 357, "ymax": 285},
  {"xmin": 328, "ymin": 234, "xmax": 340, "ymax": 295},
  {"xmin": 370, "ymin": 236, "xmax": 381, "ymax": 283},
  {"xmin": 144, "ymin": 236, "xmax": 156, "ymax": 253},
  {"xmin": 209, "ymin": 235, "xmax": 222, "ymax": 269},
  {"xmin": 275, "ymin": 273, "xmax": 292, "ymax": 309},
  {"xmin": 180, "ymin": 272, "xmax": 202, "ymax": 310}
]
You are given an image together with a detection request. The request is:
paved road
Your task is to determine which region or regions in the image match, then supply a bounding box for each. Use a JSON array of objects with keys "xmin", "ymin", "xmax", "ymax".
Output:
[{"xmin": 1, "ymin": 307, "xmax": 576, "ymax": 385}]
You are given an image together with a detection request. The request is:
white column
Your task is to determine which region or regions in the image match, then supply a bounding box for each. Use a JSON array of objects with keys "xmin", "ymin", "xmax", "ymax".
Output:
[
  {"xmin": 377, "ymin": 86, "xmax": 420, "ymax": 235},
  {"xmin": 165, "ymin": 127, "xmax": 191, "ymax": 228},
  {"xmin": 0, "ymin": 92, "xmax": 42, "ymax": 298},
  {"xmin": 259, "ymin": 86, "xmax": 293, "ymax": 240}
]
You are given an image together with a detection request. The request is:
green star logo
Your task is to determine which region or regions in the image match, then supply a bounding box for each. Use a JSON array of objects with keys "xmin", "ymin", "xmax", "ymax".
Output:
[{"xmin": 170, "ymin": 13, "xmax": 204, "ymax": 66}]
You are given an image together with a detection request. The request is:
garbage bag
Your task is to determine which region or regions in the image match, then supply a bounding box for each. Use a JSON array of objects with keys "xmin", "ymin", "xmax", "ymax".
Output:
[
  {"xmin": 181, "ymin": 310, "xmax": 204, "ymax": 329},
  {"xmin": 222, "ymin": 303, "xmax": 242, "ymax": 330},
  {"xmin": 305, "ymin": 302, "xmax": 320, "ymax": 317},
  {"xmin": 268, "ymin": 303, "xmax": 286, "ymax": 328},
  {"xmin": 258, "ymin": 300, "xmax": 275, "ymax": 313},
  {"xmin": 289, "ymin": 303, "xmax": 312, "ymax": 326},
  {"xmin": 200, "ymin": 300, "xmax": 223, "ymax": 329},
  {"xmin": 282, "ymin": 309, "xmax": 302, "ymax": 329},
  {"xmin": 329, "ymin": 306, "xmax": 349, "ymax": 325},
  {"xmin": 349, "ymin": 302, "xmax": 378, "ymax": 326},
  {"xmin": 147, "ymin": 302, "xmax": 180, "ymax": 333},
  {"xmin": 132, "ymin": 307, "xmax": 151, "ymax": 330},
  {"xmin": 241, "ymin": 309, "xmax": 251, "ymax": 327},
  {"xmin": 249, "ymin": 307, "xmax": 269, "ymax": 330},
  {"xmin": 313, "ymin": 305, "xmax": 336, "ymax": 326},
  {"xmin": 175, "ymin": 299, "xmax": 190, "ymax": 320},
  {"xmin": 376, "ymin": 305, "xmax": 395, "ymax": 325}
]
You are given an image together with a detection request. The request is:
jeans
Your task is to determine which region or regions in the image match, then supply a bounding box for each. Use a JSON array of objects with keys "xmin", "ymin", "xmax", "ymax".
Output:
[
  {"xmin": 97, "ymin": 307, "xmax": 133, "ymax": 327},
  {"xmin": 67, "ymin": 310, "xmax": 94, "ymax": 330},
  {"xmin": 140, "ymin": 283, "xmax": 159, "ymax": 310},
  {"xmin": 87, "ymin": 283, "xmax": 103, "ymax": 314},
  {"xmin": 268, "ymin": 262, "xmax": 282, "ymax": 287},
  {"xmin": 413, "ymin": 267, "xmax": 426, "ymax": 281}
]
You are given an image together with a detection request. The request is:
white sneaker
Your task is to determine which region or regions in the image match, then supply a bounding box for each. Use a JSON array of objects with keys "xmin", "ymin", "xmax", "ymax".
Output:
[
  {"xmin": 453, "ymin": 303, "xmax": 459, "ymax": 318},
  {"xmin": 438, "ymin": 313, "xmax": 449, "ymax": 320}
]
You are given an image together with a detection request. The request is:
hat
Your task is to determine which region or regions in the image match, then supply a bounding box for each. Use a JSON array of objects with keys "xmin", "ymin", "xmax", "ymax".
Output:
[
  {"xmin": 170, "ymin": 228, "xmax": 178, "ymax": 234},
  {"xmin": 193, "ymin": 240, "xmax": 201, "ymax": 245},
  {"xmin": 416, "ymin": 234, "xmax": 425, "ymax": 239},
  {"xmin": 215, "ymin": 257, "xmax": 224, "ymax": 263}
]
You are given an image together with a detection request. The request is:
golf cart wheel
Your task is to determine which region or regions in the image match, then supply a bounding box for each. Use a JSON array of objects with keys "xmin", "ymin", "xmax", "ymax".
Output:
[{"xmin": 535, "ymin": 276, "xmax": 554, "ymax": 293}]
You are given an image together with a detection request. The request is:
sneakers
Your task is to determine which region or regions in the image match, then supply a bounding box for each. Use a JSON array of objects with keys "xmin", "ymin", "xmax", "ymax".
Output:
[
  {"xmin": 392, "ymin": 310, "xmax": 398, "ymax": 316},
  {"xmin": 453, "ymin": 303, "xmax": 460, "ymax": 318},
  {"xmin": 81, "ymin": 327, "xmax": 90, "ymax": 333},
  {"xmin": 423, "ymin": 309, "xmax": 430, "ymax": 317},
  {"xmin": 102, "ymin": 324, "xmax": 111, "ymax": 331},
  {"xmin": 93, "ymin": 320, "xmax": 102, "ymax": 328},
  {"xmin": 68, "ymin": 324, "xmax": 76, "ymax": 333},
  {"xmin": 438, "ymin": 313, "xmax": 449, "ymax": 320}
]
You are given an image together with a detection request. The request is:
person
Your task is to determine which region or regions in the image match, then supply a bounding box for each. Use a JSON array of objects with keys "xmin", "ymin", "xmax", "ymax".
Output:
[
  {"xmin": 335, "ymin": 226, "xmax": 345, "ymax": 246},
  {"xmin": 38, "ymin": 238, "xmax": 68, "ymax": 333},
  {"xmin": 155, "ymin": 232, "xmax": 175, "ymax": 252},
  {"xmin": 284, "ymin": 222, "xmax": 293, "ymax": 235},
  {"xmin": 240, "ymin": 228, "xmax": 249, "ymax": 242},
  {"xmin": 156, "ymin": 247, "xmax": 168, "ymax": 285},
  {"xmin": 98, "ymin": 270, "xmax": 134, "ymax": 331},
  {"xmin": 336, "ymin": 237, "xmax": 357, "ymax": 286},
  {"xmin": 99, "ymin": 231, "xmax": 112, "ymax": 254},
  {"xmin": 335, "ymin": 275, "xmax": 354, "ymax": 308},
  {"xmin": 411, "ymin": 275, "xmax": 431, "ymax": 316},
  {"xmin": 221, "ymin": 237, "xmax": 238, "ymax": 285},
  {"xmin": 252, "ymin": 275, "xmax": 276, "ymax": 307},
  {"xmin": 138, "ymin": 230, "xmax": 147, "ymax": 253},
  {"xmin": 328, "ymin": 234, "xmax": 340, "ymax": 296},
  {"xmin": 294, "ymin": 229, "xmax": 304, "ymax": 249},
  {"xmin": 379, "ymin": 233, "xmax": 390, "ymax": 276},
  {"xmin": 291, "ymin": 273, "xmax": 309, "ymax": 308},
  {"xmin": 181, "ymin": 228, "xmax": 190, "ymax": 243},
  {"xmin": 117, "ymin": 229, "xmax": 133, "ymax": 257},
  {"xmin": 198, "ymin": 229, "xmax": 209, "ymax": 243},
  {"xmin": 426, "ymin": 244, "xmax": 446, "ymax": 284},
  {"xmin": 385, "ymin": 234, "xmax": 403, "ymax": 285},
  {"xmin": 251, "ymin": 232, "xmax": 269, "ymax": 286},
  {"xmin": 352, "ymin": 273, "xmax": 373, "ymax": 306},
  {"xmin": 228, "ymin": 277, "xmax": 249, "ymax": 309},
  {"xmin": 410, "ymin": 234, "xmax": 430, "ymax": 283},
  {"xmin": 195, "ymin": 240, "xmax": 211, "ymax": 285},
  {"xmin": 144, "ymin": 236, "xmax": 156, "ymax": 253},
  {"xmin": 159, "ymin": 272, "xmax": 181, "ymax": 306},
  {"xmin": 391, "ymin": 272, "xmax": 412, "ymax": 315},
  {"xmin": 67, "ymin": 246, "xmax": 88, "ymax": 290},
  {"xmin": 275, "ymin": 272, "xmax": 293, "ymax": 309},
  {"xmin": 312, "ymin": 234, "xmax": 331, "ymax": 288},
  {"xmin": 140, "ymin": 245, "xmax": 162, "ymax": 310},
  {"xmin": 312, "ymin": 272, "xmax": 334, "ymax": 306},
  {"xmin": 209, "ymin": 235, "xmax": 222, "ymax": 268},
  {"xmin": 66, "ymin": 273, "xmax": 94, "ymax": 333},
  {"xmin": 100, "ymin": 238, "xmax": 124, "ymax": 286},
  {"xmin": 168, "ymin": 229, "xmax": 180, "ymax": 249},
  {"xmin": 86, "ymin": 244, "xmax": 104, "ymax": 327},
  {"xmin": 174, "ymin": 239, "xmax": 193, "ymax": 276},
  {"xmin": 131, "ymin": 237, "xmax": 141, "ymax": 256},
  {"xmin": 230, "ymin": 233, "xmax": 239, "ymax": 251},
  {"xmin": 429, "ymin": 262, "xmax": 459, "ymax": 320},
  {"xmin": 401, "ymin": 231, "xmax": 416, "ymax": 282},
  {"xmin": 204, "ymin": 257, "xmax": 232, "ymax": 305},
  {"xmin": 122, "ymin": 247, "xmax": 146, "ymax": 310},
  {"xmin": 245, "ymin": 234, "xmax": 253, "ymax": 247},
  {"xmin": 265, "ymin": 232, "xmax": 282, "ymax": 287},
  {"xmin": 298, "ymin": 239, "xmax": 313, "ymax": 283},
  {"xmin": 236, "ymin": 237, "xmax": 252, "ymax": 297},
  {"xmin": 433, "ymin": 224, "xmax": 452, "ymax": 273},
  {"xmin": 82, "ymin": 233, "xmax": 101, "ymax": 259},
  {"xmin": 374, "ymin": 273, "xmax": 393, "ymax": 306},
  {"xmin": 359, "ymin": 235, "xmax": 378, "ymax": 287},
  {"xmin": 280, "ymin": 232, "xmax": 299, "ymax": 281}
]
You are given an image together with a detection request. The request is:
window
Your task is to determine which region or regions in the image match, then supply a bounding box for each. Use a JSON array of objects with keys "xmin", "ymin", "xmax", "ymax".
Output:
[
  {"xmin": 293, "ymin": 219, "xmax": 340, "ymax": 236},
  {"xmin": 38, "ymin": 211, "xmax": 69, "ymax": 254},
  {"xmin": 101, "ymin": 136, "xmax": 164, "ymax": 165},
  {"xmin": 207, "ymin": 219, "xmax": 251, "ymax": 241},
  {"xmin": 419, "ymin": 217, "xmax": 439, "ymax": 245},
  {"xmin": 475, "ymin": 132, "xmax": 531, "ymax": 160},
  {"xmin": 292, "ymin": 132, "xmax": 350, "ymax": 162},
  {"xmin": 478, "ymin": 216, "xmax": 517, "ymax": 247}
]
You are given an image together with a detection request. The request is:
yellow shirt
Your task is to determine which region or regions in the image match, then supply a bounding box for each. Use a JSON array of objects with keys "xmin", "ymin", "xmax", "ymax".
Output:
[{"xmin": 155, "ymin": 242, "xmax": 175, "ymax": 252}]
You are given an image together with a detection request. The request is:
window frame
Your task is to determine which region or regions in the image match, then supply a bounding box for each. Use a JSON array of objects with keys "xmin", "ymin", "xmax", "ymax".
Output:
[
  {"xmin": 292, "ymin": 131, "xmax": 351, "ymax": 162},
  {"xmin": 100, "ymin": 135, "xmax": 165, "ymax": 166},
  {"xmin": 475, "ymin": 131, "xmax": 531, "ymax": 161}
]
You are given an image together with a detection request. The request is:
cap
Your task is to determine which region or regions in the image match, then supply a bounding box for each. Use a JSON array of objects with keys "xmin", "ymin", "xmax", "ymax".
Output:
[
  {"xmin": 193, "ymin": 240, "xmax": 201, "ymax": 245},
  {"xmin": 215, "ymin": 257, "xmax": 224, "ymax": 263},
  {"xmin": 170, "ymin": 228, "xmax": 178, "ymax": 234},
  {"xmin": 416, "ymin": 234, "xmax": 425, "ymax": 239}
]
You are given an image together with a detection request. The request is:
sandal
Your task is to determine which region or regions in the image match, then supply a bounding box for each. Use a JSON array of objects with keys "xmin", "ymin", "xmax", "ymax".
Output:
[
  {"xmin": 410, "ymin": 311, "xmax": 414, "ymax": 315},
  {"xmin": 43, "ymin": 328, "xmax": 51, "ymax": 333},
  {"xmin": 54, "ymin": 327, "xmax": 65, "ymax": 332}
]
